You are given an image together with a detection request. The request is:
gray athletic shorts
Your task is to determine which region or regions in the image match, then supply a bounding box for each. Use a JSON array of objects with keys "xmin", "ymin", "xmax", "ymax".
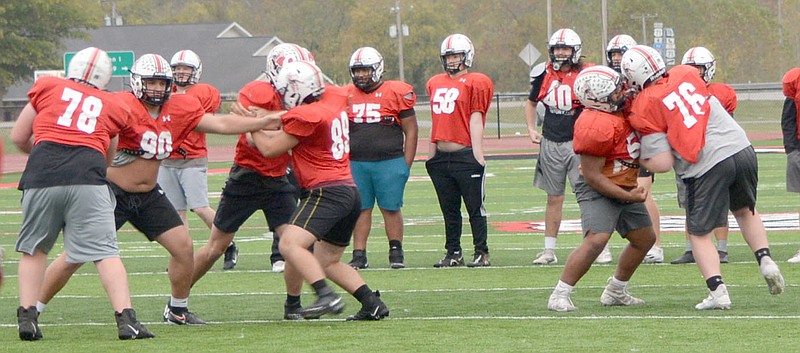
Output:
[
  {"xmin": 787, "ymin": 150, "xmax": 800, "ymax": 193},
  {"xmin": 578, "ymin": 196, "xmax": 652, "ymax": 237},
  {"xmin": 157, "ymin": 162, "xmax": 210, "ymax": 211},
  {"xmin": 534, "ymin": 137, "xmax": 580, "ymax": 196},
  {"xmin": 684, "ymin": 147, "xmax": 758, "ymax": 235},
  {"xmin": 16, "ymin": 185, "xmax": 119, "ymax": 263}
]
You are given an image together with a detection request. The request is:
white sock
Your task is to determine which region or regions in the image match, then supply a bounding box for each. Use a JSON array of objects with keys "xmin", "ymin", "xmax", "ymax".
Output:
[
  {"xmin": 684, "ymin": 239, "xmax": 693, "ymax": 252},
  {"xmin": 170, "ymin": 296, "xmax": 188, "ymax": 309},
  {"xmin": 555, "ymin": 280, "xmax": 574, "ymax": 293},
  {"xmin": 609, "ymin": 276, "xmax": 628, "ymax": 288},
  {"xmin": 544, "ymin": 236, "xmax": 557, "ymax": 250},
  {"xmin": 35, "ymin": 301, "xmax": 47, "ymax": 313}
]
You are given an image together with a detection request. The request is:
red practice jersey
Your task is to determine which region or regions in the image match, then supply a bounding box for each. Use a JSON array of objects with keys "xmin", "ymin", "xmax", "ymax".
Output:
[
  {"xmin": 28, "ymin": 77, "xmax": 133, "ymax": 155},
  {"xmin": 427, "ymin": 72, "xmax": 494, "ymax": 146},
  {"xmin": 167, "ymin": 83, "xmax": 221, "ymax": 159},
  {"xmin": 707, "ymin": 82, "xmax": 737, "ymax": 115},
  {"xmin": 573, "ymin": 109, "xmax": 640, "ymax": 188},
  {"xmin": 346, "ymin": 80, "xmax": 416, "ymax": 160},
  {"xmin": 628, "ymin": 65, "xmax": 712, "ymax": 164},
  {"xmin": 115, "ymin": 92, "xmax": 204, "ymax": 160},
  {"xmin": 235, "ymin": 80, "xmax": 292, "ymax": 177},
  {"xmin": 282, "ymin": 85, "xmax": 352, "ymax": 189},
  {"xmin": 783, "ymin": 68, "xmax": 800, "ymax": 141}
]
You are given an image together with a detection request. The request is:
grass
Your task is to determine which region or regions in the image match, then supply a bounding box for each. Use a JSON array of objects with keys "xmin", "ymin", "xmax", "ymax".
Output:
[{"xmin": 0, "ymin": 154, "xmax": 799, "ymax": 352}]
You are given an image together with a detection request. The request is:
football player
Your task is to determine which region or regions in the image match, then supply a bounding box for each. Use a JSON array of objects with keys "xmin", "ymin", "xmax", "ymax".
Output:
[
  {"xmin": 34, "ymin": 53, "xmax": 282, "ymax": 325},
  {"xmin": 671, "ymin": 46, "xmax": 738, "ymax": 264},
  {"xmin": 11, "ymin": 47, "xmax": 153, "ymax": 340},
  {"xmin": 252, "ymin": 61, "xmax": 390, "ymax": 321},
  {"xmin": 781, "ymin": 67, "xmax": 800, "ymax": 263},
  {"xmin": 547, "ymin": 66, "xmax": 655, "ymax": 312},
  {"xmin": 191, "ymin": 43, "xmax": 310, "ymax": 320},
  {"xmin": 525, "ymin": 29, "xmax": 606, "ymax": 265},
  {"xmin": 622, "ymin": 45, "xmax": 784, "ymax": 309},
  {"xmin": 345, "ymin": 47, "xmax": 418, "ymax": 270},
  {"xmin": 426, "ymin": 34, "xmax": 494, "ymax": 268}
]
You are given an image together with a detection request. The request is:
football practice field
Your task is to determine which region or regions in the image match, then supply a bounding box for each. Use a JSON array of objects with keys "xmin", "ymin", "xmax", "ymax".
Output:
[{"xmin": 0, "ymin": 153, "xmax": 798, "ymax": 352}]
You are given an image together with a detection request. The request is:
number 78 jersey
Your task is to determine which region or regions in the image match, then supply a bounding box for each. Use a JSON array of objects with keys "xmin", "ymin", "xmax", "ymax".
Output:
[
  {"xmin": 628, "ymin": 65, "xmax": 712, "ymax": 164},
  {"xmin": 426, "ymin": 72, "xmax": 494, "ymax": 146}
]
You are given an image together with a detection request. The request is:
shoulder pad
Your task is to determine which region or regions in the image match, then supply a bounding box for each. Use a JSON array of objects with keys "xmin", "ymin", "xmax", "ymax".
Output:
[{"xmin": 529, "ymin": 62, "xmax": 546, "ymax": 82}]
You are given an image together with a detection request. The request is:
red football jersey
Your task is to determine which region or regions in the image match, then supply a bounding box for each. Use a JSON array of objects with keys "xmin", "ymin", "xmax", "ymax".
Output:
[
  {"xmin": 537, "ymin": 62, "xmax": 594, "ymax": 111},
  {"xmin": 114, "ymin": 91, "xmax": 204, "ymax": 160},
  {"xmin": 628, "ymin": 65, "xmax": 711, "ymax": 164},
  {"xmin": 28, "ymin": 77, "xmax": 132, "ymax": 155},
  {"xmin": 783, "ymin": 68, "xmax": 800, "ymax": 140},
  {"xmin": 235, "ymin": 80, "xmax": 291, "ymax": 177},
  {"xmin": 426, "ymin": 72, "xmax": 494, "ymax": 146},
  {"xmin": 167, "ymin": 83, "xmax": 221, "ymax": 159},
  {"xmin": 573, "ymin": 109, "xmax": 640, "ymax": 188},
  {"xmin": 707, "ymin": 82, "xmax": 737, "ymax": 115},
  {"xmin": 282, "ymin": 85, "xmax": 352, "ymax": 189},
  {"xmin": 346, "ymin": 80, "xmax": 415, "ymax": 125}
]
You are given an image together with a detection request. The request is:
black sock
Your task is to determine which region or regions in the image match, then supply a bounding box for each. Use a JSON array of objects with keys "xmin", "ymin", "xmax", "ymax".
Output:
[
  {"xmin": 389, "ymin": 240, "xmax": 402, "ymax": 250},
  {"xmin": 706, "ymin": 275, "xmax": 724, "ymax": 291},
  {"xmin": 285, "ymin": 295, "xmax": 301, "ymax": 307},
  {"xmin": 353, "ymin": 284, "xmax": 374, "ymax": 305},
  {"xmin": 754, "ymin": 248, "xmax": 771, "ymax": 265},
  {"xmin": 311, "ymin": 279, "xmax": 333, "ymax": 297}
]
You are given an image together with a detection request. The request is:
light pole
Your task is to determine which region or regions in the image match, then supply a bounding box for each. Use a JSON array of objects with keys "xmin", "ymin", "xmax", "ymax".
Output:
[
  {"xmin": 390, "ymin": 0, "xmax": 406, "ymax": 82},
  {"xmin": 630, "ymin": 13, "xmax": 658, "ymax": 45}
]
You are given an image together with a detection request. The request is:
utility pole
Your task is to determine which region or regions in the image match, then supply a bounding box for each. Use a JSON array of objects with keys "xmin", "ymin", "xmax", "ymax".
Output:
[
  {"xmin": 391, "ymin": 0, "xmax": 405, "ymax": 82},
  {"xmin": 630, "ymin": 13, "xmax": 658, "ymax": 45}
]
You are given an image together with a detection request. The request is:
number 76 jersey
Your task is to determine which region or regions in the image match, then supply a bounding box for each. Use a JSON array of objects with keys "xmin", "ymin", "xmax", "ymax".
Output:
[{"xmin": 628, "ymin": 65, "xmax": 713, "ymax": 164}]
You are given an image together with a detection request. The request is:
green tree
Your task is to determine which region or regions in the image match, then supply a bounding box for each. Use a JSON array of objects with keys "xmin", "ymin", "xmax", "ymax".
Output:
[{"xmin": 0, "ymin": 0, "xmax": 100, "ymax": 96}]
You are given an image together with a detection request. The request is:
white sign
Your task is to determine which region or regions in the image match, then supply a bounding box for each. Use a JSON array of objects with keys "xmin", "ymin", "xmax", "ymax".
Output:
[{"xmin": 518, "ymin": 43, "xmax": 541, "ymax": 67}]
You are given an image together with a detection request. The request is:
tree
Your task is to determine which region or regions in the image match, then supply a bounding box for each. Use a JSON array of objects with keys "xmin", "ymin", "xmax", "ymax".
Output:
[{"xmin": 0, "ymin": 0, "xmax": 100, "ymax": 96}]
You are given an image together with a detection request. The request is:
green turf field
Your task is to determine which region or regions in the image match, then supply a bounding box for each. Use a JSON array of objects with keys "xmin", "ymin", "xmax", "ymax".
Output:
[{"xmin": 0, "ymin": 154, "xmax": 798, "ymax": 352}]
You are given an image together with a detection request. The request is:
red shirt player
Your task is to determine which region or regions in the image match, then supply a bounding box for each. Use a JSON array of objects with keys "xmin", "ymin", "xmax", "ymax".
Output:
[
  {"xmin": 426, "ymin": 34, "xmax": 494, "ymax": 268},
  {"xmin": 253, "ymin": 60, "xmax": 389, "ymax": 322}
]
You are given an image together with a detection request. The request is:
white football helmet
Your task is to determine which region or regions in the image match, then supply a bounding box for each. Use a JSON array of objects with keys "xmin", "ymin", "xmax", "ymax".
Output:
[
  {"xmin": 620, "ymin": 45, "xmax": 666, "ymax": 91},
  {"xmin": 266, "ymin": 43, "xmax": 315, "ymax": 85},
  {"xmin": 170, "ymin": 49, "xmax": 202, "ymax": 86},
  {"xmin": 67, "ymin": 47, "xmax": 113, "ymax": 90},
  {"xmin": 130, "ymin": 53, "xmax": 173, "ymax": 106},
  {"xmin": 440, "ymin": 34, "xmax": 474, "ymax": 74},
  {"xmin": 681, "ymin": 46, "xmax": 716, "ymax": 84},
  {"xmin": 274, "ymin": 61, "xmax": 326, "ymax": 109},
  {"xmin": 349, "ymin": 47, "xmax": 384, "ymax": 92},
  {"xmin": 606, "ymin": 34, "xmax": 637, "ymax": 72},
  {"xmin": 573, "ymin": 66, "xmax": 626, "ymax": 113},
  {"xmin": 548, "ymin": 28, "xmax": 582, "ymax": 70}
]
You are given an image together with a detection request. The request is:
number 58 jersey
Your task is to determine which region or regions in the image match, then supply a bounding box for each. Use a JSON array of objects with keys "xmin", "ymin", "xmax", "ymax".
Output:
[
  {"xmin": 114, "ymin": 91, "xmax": 205, "ymax": 160},
  {"xmin": 426, "ymin": 72, "xmax": 494, "ymax": 147}
]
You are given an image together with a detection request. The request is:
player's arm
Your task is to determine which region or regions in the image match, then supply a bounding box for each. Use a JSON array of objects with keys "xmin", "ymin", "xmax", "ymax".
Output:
[
  {"xmin": 106, "ymin": 136, "xmax": 119, "ymax": 167},
  {"xmin": 251, "ymin": 129, "xmax": 298, "ymax": 158},
  {"xmin": 469, "ymin": 111, "xmax": 485, "ymax": 165},
  {"xmin": 11, "ymin": 103, "xmax": 37, "ymax": 153},
  {"xmin": 524, "ymin": 64, "xmax": 545, "ymax": 144},
  {"xmin": 194, "ymin": 110, "xmax": 285, "ymax": 134},
  {"xmin": 580, "ymin": 154, "xmax": 647, "ymax": 203},
  {"xmin": 400, "ymin": 113, "xmax": 418, "ymax": 167}
]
